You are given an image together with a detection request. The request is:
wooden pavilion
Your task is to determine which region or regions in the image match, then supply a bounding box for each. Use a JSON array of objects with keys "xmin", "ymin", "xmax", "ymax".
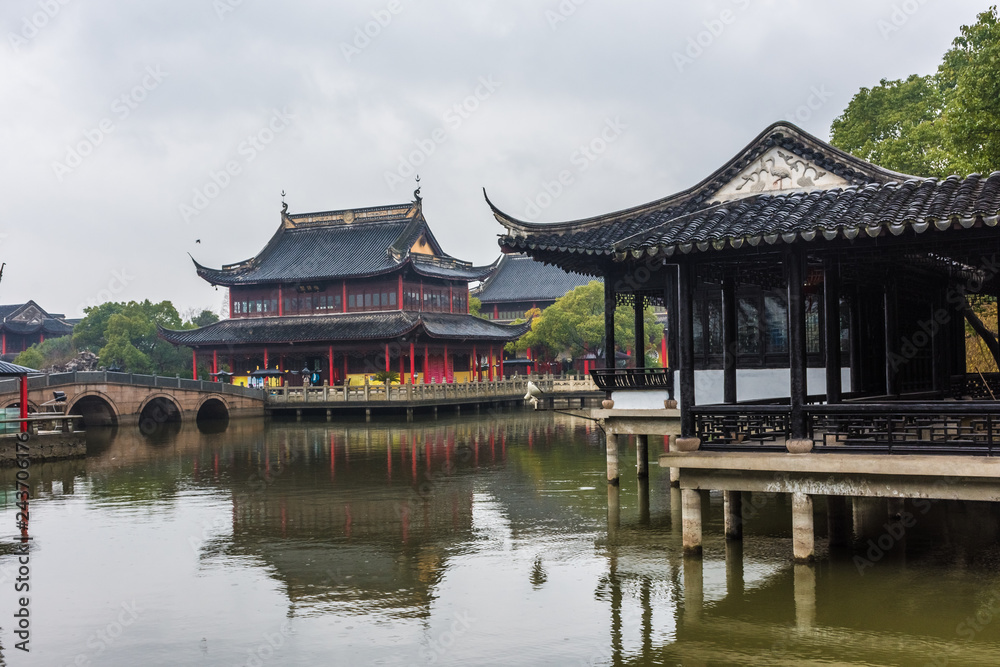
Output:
[{"xmin": 490, "ymin": 121, "xmax": 1000, "ymax": 454}]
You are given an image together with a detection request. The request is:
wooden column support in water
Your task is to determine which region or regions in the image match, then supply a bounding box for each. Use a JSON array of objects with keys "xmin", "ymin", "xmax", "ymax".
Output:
[
  {"xmin": 682, "ymin": 488, "xmax": 703, "ymax": 556},
  {"xmin": 724, "ymin": 490, "xmax": 743, "ymax": 540},
  {"xmin": 636, "ymin": 434, "xmax": 648, "ymax": 478},
  {"xmin": 792, "ymin": 492, "xmax": 815, "ymax": 562}
]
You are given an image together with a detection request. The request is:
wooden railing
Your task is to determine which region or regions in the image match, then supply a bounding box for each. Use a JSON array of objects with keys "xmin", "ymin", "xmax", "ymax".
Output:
[
  {"xmin": 589, "ymin": 368, "xmax": 674, "ymax": 396},
  {"xmin": 266, "ymin": 374, "xmax": 599, "ymax": 405}
]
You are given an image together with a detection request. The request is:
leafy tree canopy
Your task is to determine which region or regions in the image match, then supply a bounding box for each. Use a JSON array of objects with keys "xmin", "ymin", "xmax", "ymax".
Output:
[
  {"xmin": 831, "ymin": 7, "xmax": 1000, "ymax": 177},
  {"xmin": 508, "ymin": 281, "xmax": 664, "ymax": 363},
  {"xmin": 13, "ymin": 335, "xmax": 76, "ymax": 371}
]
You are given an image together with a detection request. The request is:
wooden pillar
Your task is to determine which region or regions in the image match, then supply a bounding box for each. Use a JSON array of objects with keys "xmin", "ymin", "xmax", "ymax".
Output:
[
  {"xmin": 342, "ymin": 282, "xmax": 348, "ymax": 313},
  {"xmin": 264, "ymin": 347, "xmax": 269, "ymax": 369},
  {"xmin": 634, "ymin": 294, "xmax": 645, "ymax": 369},
  {"xmin": 212, "ymin": 350, "xmax": 218, "ymax": 375},
  {"xmin": 328, "ymin": 346, "xmax": 334, "ymax": 383},
  {"xmin": 677, "ymin": 263, "xmax": 698, "ymax": 444},
  {"xmin": 444, "ymin": 344, "xmax": 449, "ymax": 382},
  {"xmin": 499, "ymin": 349, "xmax": 504, "ymax": 380},
  {"xmin": 604, "ymin": 277, "xmax": 616, "ymax": 371},
  {"xmin": 385, "ymin": 344, "xmax": 390, "ymax": 373},
  {"xmin": 398, "ymin": 275, "xmax": 403, "ymax": 311},
  {"xmin": 932, "ymin": 292, "xmax": 948, "ymax": 393},
  {"xmin": 449, "ymin": 284, "xmax": 454, "ymax": 313},
  {"xmin": 472, "ymin": 345, "xmax": 478, "ymax": 381},
  {"xmin": 410, "ymin": 342, "xmax": 415, "ymax": 385},
  {"xmin": 278, "ymin": 285, "xmax": 283, "ymax": 316},
  {"xmin": 824, "ymin": 259, "xmax": 842, "ymax": 403},
  {"xmin": 722, "ymin": 274, "xmax": 737, "ymax": 404},
  {"xmin": 192, "ymin": 349, "xmax": 198, "ymax": 380},
  {"xmin": 787, "ymin": 250, "xmax": 808, "ymax": 443},
  {"xmin": 884, "ymin": 277, "xmax": 899, "ymax": 396},
  {"xmin": 488, "ymin": 346, "xmax": 494, "ymax": 381}
]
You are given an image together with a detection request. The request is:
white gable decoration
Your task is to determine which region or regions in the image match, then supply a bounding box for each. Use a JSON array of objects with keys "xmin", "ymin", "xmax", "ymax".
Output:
[{"xmin": 714, "ymin": 147, "xmax": 849, "ymax": 201}]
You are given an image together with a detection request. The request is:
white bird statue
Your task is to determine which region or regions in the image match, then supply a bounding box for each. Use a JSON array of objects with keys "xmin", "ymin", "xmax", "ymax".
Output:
[{"xmin": 524, "ymin": 380, "xmax": 543, "ymax": 409}]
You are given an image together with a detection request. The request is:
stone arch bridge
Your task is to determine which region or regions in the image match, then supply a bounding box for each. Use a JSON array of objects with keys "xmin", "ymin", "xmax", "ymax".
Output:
[{"xmin": 0, "ymin": 371, "xmax": 265, "ymax": 429}]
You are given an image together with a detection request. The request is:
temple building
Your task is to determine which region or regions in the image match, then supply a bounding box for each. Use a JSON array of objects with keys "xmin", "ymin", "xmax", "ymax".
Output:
[
  {"xmin": 0, "ymin": 301, "xmax": 75, "ymax": 361},
  {"xmin": 489, "ymin": 120, "xmax": 1000, "ymax": 453},
  {"xmin": 161, "ymin": 194, "xmax": 527, "ymax": 386}
]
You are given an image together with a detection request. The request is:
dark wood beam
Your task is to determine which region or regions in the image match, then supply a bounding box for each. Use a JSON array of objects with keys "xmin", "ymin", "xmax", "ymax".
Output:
[
  {"xmin": 787, "ymin": 250, "xmax": 807, "ymax": 439},
  {"xmin": 823, "ymin": 260, "xmax": 842, "ymax": 404},
  {"xmin": 722, "ymin": 274, "xmax": 737, "ymax": 404},
  {"xmin": 679, "ymin": 263, "xmax": 696, "ymax": 438}
]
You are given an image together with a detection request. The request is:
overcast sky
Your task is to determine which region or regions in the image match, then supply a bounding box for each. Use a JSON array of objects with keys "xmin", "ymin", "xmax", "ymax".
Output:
[{"xmin": 0, "ymin": 0, "xmax": 990, "ymax": 319}]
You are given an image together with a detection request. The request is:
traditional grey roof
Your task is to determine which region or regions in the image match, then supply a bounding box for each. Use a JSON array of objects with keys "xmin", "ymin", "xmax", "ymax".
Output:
[
  {"xmin": 0, "ymin": 301, "xmax": 74, "ymax": 337},
  {"xmin": 487, "ymin": 121, "xmax": 1000, "ymax": 270},
  {"xmin": 159, "ymin": 311, "xmax": 529, "ymax": 347},
  {"xmin": 194, "ymin": 199, "xmax": 494, "ymax": 286},
  {"xmin": 473, "ymin": 253, "xmax": 599, "ymax": 304},
  {"xmin": 0, "ymin": 360, "xmax": 38, "ymax": 376}
]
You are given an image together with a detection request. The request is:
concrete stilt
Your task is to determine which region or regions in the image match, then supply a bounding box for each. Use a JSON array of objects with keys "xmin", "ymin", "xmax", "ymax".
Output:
[
  {"xmin": 725, "ymin": 540, "xmax": 744, "ymax": 599},
  {"xmin": 670, "ymin": 487, "xmax": 682, "ymax": 535},
  {"xmin": 827, "ymin": 495, "xmax": 851, "ymax": 548},
  {"xmin": 295, "ymin": 409, "xmax": 302, "ymax": 421},
  {"xmin": 606, "ymin": 431, "xmax": 620, "ymax": 486},
  {"xmin": 683, "ymin": 556, "xmax": 703, "ymax": 625},
  {"xmin": 406, "ymin": 407, "xmax": 413, "ymax": 423},
  {"xmin": 794, "ymin": 563, "xmax": 816, "ymax": 631},
  {"xmin": 638, "ymin": 476, "xmax": 650, "ymax": 526},
  {"xmin": 433, "ymin": 406, "xmax": 438, "ymax": 419},
  {"xmin": 636, "ymin": 434, "xmax": 648, "ymax": 478},
  {"xmin": 325, "ymin": 409, "xmax": 332, "ymax": 422},
  {"xmin": 792, "ymin": 492, "xmax": 815, "ymax": 563},
  {"xmin": 607, "ymin": 484, "xmax": 620, "ymax": 536},
  {"xmin": 456, "ymin": 405, "xmax": 461, "ymax": 416},
  {"xmin": 669, "ymin": 467, "xmax": 680, "ymax": 487},
  {"xmin": 682, "ymin": 488, "xmax": 703, "ymax": 557},
  {"xmin": 365, "ymin": 408, "xmax": 371, "ymax": 423},
  {"xmin": 724, "ymin": 491, "xmax": 743, "ymax": 541}
]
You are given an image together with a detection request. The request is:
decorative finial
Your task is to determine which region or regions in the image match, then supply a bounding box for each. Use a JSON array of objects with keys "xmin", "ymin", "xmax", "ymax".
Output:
[
  {"xmin": 414, "ymin": 175, "xmax": 422, "ymax": 202},
  {"xmin": 281, "ymin": 190, "xmax": 288, "ymax": 214}
]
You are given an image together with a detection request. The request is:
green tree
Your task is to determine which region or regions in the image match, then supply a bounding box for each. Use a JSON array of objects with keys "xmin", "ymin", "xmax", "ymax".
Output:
[
  {"xmin": 469, "ymin": 296, "xmax": 485, "ymax": 319},
  {"xmin": 831, "ymin": 7, "xmax": 1000, "ymax": 177},
  {"xmin": 74, "ymin": 300, "xmax": 192, "ymax": 375},
  {"xmin": 508, "ymin": 281, "xmax": 664, "ymax": 364},
  {"xmin": 13, "ymin": 335, "xmax": 76, "ymax": 370}
]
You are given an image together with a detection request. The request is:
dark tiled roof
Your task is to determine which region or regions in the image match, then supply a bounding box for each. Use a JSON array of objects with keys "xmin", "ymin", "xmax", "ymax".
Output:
[
  {"xmin": 612, "ymin": 175, "xmax": 1000, "ymax": 259},
  {"xmin": 489, "ymin": 121, "xmax": 948, "ymax": 264},
  {"xmin": 0, "ymin": 301, "xmax": 75, "ymax": 336},
  {"xmin": 473, "ymin": 254, "xmax": 600, "ymax": 303},
  {"xmin": 159, "ymin": 312, "xmax": 528, "ymax": 346},
  {"xmin": 0, "ymin": 360, "xmax": 38, "ymax": 375},
  {"xmin": 195, "ymin": 200, "xmax": 488, "ymax": 286}
]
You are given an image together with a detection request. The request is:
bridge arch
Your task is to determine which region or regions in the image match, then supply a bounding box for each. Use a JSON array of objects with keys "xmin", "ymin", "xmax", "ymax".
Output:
[
  {"xmin": 69, "ymin": 392, "xmax": 120, "ymax": 428},
  {"xmin": 137, "ymin": 394, "xmax": 183, "ymax": 435},
  {"xmin": 196, "ymin": 395, "xmax": 230, "ymax": 432},
  {"xmin": 0, "ymin": 399, "xmax": 40, "ymax": 414}
]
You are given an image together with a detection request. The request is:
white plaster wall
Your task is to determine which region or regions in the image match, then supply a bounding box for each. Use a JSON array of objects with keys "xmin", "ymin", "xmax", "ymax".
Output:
[{"xmin": 611, "ymin": 390, "xmax": 671, "ymax": 410}]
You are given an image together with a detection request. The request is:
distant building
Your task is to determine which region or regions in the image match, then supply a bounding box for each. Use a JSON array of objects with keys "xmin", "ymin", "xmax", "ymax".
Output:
[
  {"xmin": 473, "ymin": 253, "xmax": 600, "ymax": 375},
  {"xmin": 161, "ymin": 195, "xmax": 527, "ymax": 386},
  {"xmin": 0, "ymin": 301, "xmax": 75, "ymax": 361}
]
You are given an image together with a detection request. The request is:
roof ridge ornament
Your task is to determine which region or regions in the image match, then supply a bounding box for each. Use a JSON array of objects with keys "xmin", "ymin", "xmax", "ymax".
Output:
[{"xmin": 280, "ymin": 190, "xmax": 296, "ymax": 229}]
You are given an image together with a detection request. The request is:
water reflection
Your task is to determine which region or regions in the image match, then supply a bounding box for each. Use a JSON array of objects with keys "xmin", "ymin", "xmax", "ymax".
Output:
[{"xmin": 0, "ymin": 414, "xmax": 999, "ymax": 665}]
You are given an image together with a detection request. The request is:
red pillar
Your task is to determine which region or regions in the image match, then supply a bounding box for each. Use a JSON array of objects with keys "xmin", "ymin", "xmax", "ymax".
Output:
[
  {"xmin": 329, "ymin": 346, "xmax": 334, "ymax": 383},
  {"xmin": 212, "ymin": 350, "xmax": 218, "ymax": 375},
  {"xmin": 527, "ymin": 347, "xmax": 533, "ymax": 375},
  {"xmin": 342, "ymin": 282, "xmax": 348, "ymax": 313},
  {"xmin": 278, "ymin": 285, "xmax": 284, "ymax": 316},
  {"xmin": 19, "ymin": 375, "xmax": 27, "ymax": 434},
  {"xmin": 398, "ymin": 276, "xmax": 403, "ymax": 310},
  {"xmin": 423, "ymin": 346, "xmax": 429, "ymax": 382},
  {"xmin": 385, "ymin": 344, "xmax": 391, "ymax": 373},
  {"xmin": 192, "ymin": 349, "xmax": 198, "ymax": 380},
  {"xmin": 662, "ymin": 336, "xmax": 668, "ymax": 368},
  {"xmin": 420, "ymin": 282, "xmax": 424, "ymax": 310},
  {"xmin": 410, "ymin": 342, "xmax": 415, "ymax": 384},
  {"xmin": 444, "ymin": 344, "xmax": 449, "ymax": 382},
  {"xmin": 228, "ymin": 290, "xmax": 233, "ymax": 318},
  {"xmin": 493, "ymin": 304, "xmax": 498, "ymax": 319},
  {"xmin": 39, "ymin": 335, "xmax": 44, "ymax": 344},
  {"xmin": 264, "ymin": 347, "xmax": 269, "ymax": 369}
]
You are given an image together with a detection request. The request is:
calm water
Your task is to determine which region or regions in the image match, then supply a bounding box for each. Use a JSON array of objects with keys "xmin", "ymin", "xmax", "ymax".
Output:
[{"xmin": 0, "ymin": 411, "xmax": 999, "ymax": 666}]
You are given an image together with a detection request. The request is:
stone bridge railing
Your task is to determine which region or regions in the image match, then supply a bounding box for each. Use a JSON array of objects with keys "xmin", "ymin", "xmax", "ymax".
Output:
[{"xmin": 0, "ymin": 371, "xmax": 265, "ymax": 401}]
